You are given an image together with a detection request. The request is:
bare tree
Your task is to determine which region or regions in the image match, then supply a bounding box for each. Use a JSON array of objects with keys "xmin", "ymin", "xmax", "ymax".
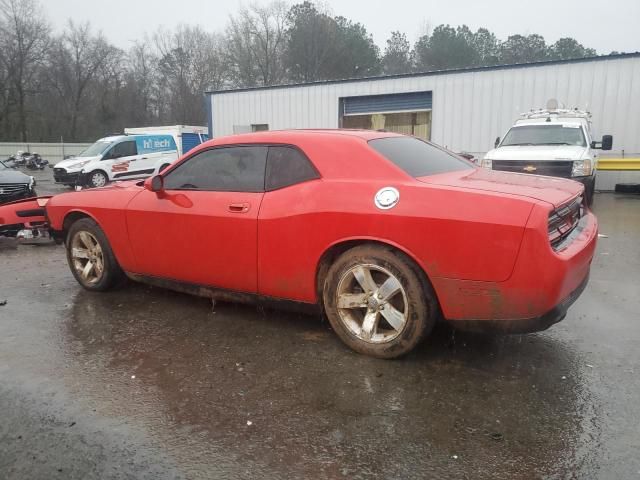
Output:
[
  {"xmin": 225, "ymin": 1, "xmax": 288, "ymax": 87},
  {"xmin": 46, "ymin": 21, "xmax": 120, "ymax": 140},
  {"xmin": 155, "ymin": 25, "xmax": 227, "ymax": 124},
  {"xmin": 0, "ymin": 0, "xmax": 49, "ymax": 141}
]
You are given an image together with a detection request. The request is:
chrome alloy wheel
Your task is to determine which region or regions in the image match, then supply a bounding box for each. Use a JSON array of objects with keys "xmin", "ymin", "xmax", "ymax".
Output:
[
  {"xmin": 335, "ymin": 264, "xmax": 409, "ymax": 343},
  {"xmin": 71, "ymin": 231, "xmax": 105, "ymax": 284}
]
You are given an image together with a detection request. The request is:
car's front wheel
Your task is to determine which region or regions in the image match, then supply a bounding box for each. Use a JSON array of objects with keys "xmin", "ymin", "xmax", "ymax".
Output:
[
  {"xmin": 88, "ymin": 170, "xmax": 108, "ymax": 188},
  {"xmin": 66, "ymin": 218, "xmax": 123, "ymax": 291},
  {"xmin": 323, "ymin": 245, "xmax": 437, "ymax": 358}
]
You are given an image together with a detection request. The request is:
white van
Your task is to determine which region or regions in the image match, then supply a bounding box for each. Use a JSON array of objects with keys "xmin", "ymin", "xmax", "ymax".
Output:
[
  {"xmin": 53, "ymin": 134, "xmax": 179, "ymax": 188},
  {"xmin": 481, "ymin": 103, "xmax": 612, "ymax": 205}
]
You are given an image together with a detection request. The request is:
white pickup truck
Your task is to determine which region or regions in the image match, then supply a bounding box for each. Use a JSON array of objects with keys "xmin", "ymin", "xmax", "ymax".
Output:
[{"xmin": 481, "ymin": 106, "xmax": 612, "ymax": 205}]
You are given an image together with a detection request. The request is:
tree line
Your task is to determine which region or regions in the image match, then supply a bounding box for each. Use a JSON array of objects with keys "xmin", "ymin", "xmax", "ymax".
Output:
[{"xmin": 0, "ymin": 0, "xmax": 604, "ymax": 143}]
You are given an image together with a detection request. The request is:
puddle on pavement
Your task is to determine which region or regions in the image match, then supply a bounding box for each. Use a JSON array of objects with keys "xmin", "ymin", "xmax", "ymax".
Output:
[{"xmin": 53, "ymin": 282, "xmax": 601, "ymax": 479}]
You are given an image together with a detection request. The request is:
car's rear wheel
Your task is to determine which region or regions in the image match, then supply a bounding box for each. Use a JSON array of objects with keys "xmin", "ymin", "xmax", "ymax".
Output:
[
  {"xmin": 88, "ymin": 170, "xmax": 108, "ymax": 188},
  {"xmin": 66, "ymin": 218, "xmax": 123, "ymax": 291},
  {"xmin": 323, "ymin": 245, "xmax": 436, "ymax": 358}
]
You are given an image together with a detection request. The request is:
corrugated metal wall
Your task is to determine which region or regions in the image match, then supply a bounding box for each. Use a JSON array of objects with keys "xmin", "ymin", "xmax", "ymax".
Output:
[
  {"xmin": 209, "ymin": 55, "xmax": 640, "ymax": 156},
  {"xmin": 0, "ymin": 143, "xmax": 90, "ymax": 163}
]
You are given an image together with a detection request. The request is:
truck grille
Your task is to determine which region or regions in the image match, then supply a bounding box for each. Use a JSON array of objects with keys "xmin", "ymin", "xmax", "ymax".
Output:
[
  {"xmin": 493, "ymin": 160, "xmax": 573, "ymax": 178},
  {"xmin": 548, "ymin": 195, "xmax": 583, "ymax": 250},
  {"xmin": 0, "ymin": 183, "xmax": 30, "ymax": 203}
]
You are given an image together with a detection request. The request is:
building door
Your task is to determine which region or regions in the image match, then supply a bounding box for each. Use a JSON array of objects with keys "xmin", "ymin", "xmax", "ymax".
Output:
[{"xmin": 341, "ymin": 91, "xmax": 432, "ymax": 140}]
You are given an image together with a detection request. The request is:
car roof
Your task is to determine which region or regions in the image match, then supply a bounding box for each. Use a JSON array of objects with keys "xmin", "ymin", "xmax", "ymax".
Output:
[{"xmin": 209, "ymin": 129, "xmax": 404, "ymax": 145}]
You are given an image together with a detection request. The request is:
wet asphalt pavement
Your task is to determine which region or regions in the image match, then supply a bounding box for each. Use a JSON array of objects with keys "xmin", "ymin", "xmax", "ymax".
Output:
[{"xmin": 1, "ymin": 170, "xmax": 639, "ymax": 479}]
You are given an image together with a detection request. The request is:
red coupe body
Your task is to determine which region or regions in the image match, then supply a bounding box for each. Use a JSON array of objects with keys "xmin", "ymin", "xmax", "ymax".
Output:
[{"xmin": 46, "ymin": 130, "xmax": 597, "ymax": 331}]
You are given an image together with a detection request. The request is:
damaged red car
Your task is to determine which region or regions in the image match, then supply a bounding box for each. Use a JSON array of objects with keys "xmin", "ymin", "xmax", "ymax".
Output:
[{"xmin": 45, "ymin": 130, "xmax": 597, "ymax": 358}]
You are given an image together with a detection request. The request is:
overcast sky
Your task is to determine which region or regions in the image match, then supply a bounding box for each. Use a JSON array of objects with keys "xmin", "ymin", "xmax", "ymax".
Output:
[{"xmin": 44, "ymin": 0, "xmax": 639, "ymax": 54}]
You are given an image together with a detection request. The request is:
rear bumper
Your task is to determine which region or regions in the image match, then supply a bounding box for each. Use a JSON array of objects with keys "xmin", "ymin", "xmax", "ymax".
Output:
[
  {"xmin": 432, "ymin": 207, "xmax": 598, "ymax": 327},
  {"xmin": 447, "ymin": 271, "xmax": 589, "ymax": 333}
]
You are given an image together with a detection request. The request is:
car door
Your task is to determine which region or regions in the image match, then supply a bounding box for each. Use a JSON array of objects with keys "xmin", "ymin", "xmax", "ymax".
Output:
[
  {"xmin": 125, "ymin": 145, "xmax": 267, "ymax": 293},
  {"xmin": 103, "ymin": 139, "xmax": 140, "ymax": 180}
]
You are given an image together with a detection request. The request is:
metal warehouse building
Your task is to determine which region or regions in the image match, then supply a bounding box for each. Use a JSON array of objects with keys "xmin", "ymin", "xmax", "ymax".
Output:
[{"xmin": 206, "ymin": 53, "xmax": 640, "ymax": 160}]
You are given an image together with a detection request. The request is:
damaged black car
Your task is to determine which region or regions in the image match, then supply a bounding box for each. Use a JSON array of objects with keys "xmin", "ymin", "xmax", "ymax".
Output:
[{"xmin": 0, "ymin": 160, "xmax": 37, "ymax": 205}]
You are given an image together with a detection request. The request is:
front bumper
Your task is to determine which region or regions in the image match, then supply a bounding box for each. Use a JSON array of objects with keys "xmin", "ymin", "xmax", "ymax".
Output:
[{"xmin": 53, "ymin": 168, "xmax": 81, "ymax": 184}]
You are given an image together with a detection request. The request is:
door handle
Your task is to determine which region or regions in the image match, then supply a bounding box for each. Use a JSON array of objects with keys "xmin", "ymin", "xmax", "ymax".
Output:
[{"xmin": 228, "ymin": 202, "xmax": 250, "ymax": 213}]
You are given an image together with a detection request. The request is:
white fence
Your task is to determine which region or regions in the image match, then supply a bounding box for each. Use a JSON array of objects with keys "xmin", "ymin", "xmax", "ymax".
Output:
[{"xmin": 0, "ymin": 142, "xmax": 91, "ymax": 164}]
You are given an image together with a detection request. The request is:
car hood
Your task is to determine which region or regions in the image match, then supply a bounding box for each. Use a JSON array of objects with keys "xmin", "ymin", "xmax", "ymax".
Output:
[
  {"xmin": 55, "ymin": 155, "xmax": 101, "ymax": 169},
  {"xmin": 485, "ymin": 145, "xmax": 588, "ymax": 161},
  {"xmin": 0, "ymin": 169, "xmax": 31, "ymax": 184},
  {"xmin": 417, "ymin": 168, "xmax": 583, "ymax": 208}
]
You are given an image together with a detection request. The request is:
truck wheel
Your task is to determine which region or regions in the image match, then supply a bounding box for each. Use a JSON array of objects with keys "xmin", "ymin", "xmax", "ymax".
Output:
[
  {"xmin": 584, "ymin": 176, "xmax": 595, "ymax": 206},
  {"xmin": 88, "ymin": 170, "xmax": 108, "ymax": 188},
  {"xmin": 66, "ymin": 218, "xmax": 123, "ymax": 291},
  {"xmin": 323, "ymin": 245, "xmax": 437, "ymax": 358}
]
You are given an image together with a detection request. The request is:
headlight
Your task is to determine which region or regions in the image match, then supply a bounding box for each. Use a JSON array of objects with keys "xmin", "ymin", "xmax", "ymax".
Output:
[
  {"xmin": 572, "ymin": 159, "xmax": 592, "ymax": 177},
  {"xmin": 481, "ymin": 158, "xmax": 492, "ymax": 169},
  {"xmin": 70, "ymin": 160, "xmax": 91, "ymax": 169}
]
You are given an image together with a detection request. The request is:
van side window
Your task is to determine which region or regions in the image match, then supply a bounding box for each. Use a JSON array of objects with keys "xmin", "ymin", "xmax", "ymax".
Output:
[
  {"xmin": 107, "ymin": 140, "xmax": 137, "ymax": 159},
  {"xmin": 265, "ymin": 146, "xmax": 319, "ymax": 191}
]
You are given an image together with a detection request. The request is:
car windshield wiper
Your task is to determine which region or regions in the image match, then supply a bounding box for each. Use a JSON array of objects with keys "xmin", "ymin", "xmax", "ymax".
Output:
[
  {"xmin": 541, "ymin": 142, "xmax": 573, "ymax": 145},
  {"xmin": 503, "ymin": 143, "xmax": 535, "ymax": 146}
]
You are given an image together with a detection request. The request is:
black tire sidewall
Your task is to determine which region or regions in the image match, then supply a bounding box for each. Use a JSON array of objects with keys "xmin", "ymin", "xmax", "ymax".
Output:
[
  {"xmin": 66, "ymin": 218, "xmax": 122, "ymax": 291},
  {"xmin": 323, "ymin": 245, "xmax": 436, "ymax": 358}
]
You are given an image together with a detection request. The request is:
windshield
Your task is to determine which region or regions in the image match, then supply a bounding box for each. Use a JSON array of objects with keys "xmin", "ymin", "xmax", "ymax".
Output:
[
  {"xmin": 78, "ymin": 140, "xmax": 113, "ymax": 157},
  {"xmin": 368, "ymin": 136, "xmax": 473, "ymax": 177},
  {"xmin": 0, "ymin": 160, "xmax": 7, "ymax": 170},
  {"xmin": 501, "ymin": 124, "xmax": 586, "ymax": 147}
]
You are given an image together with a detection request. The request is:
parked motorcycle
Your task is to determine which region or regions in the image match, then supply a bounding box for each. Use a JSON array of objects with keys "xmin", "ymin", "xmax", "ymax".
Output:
[{"xmin": 25, "ymin": 153, "xmax": 48, "ymax": 170}]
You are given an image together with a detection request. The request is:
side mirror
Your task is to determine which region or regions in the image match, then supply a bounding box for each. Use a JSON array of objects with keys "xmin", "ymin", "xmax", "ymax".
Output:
[
  {"xmin": 601, "ymin": 135, "xmax": 613, "ymax": 151},
  {"xmin": 494, "ymin": 136, "xmax": 501, "ymax": 148},
  {"xmin": 144, "ymin": 175, "xmax": 164, "ymax": 193}
]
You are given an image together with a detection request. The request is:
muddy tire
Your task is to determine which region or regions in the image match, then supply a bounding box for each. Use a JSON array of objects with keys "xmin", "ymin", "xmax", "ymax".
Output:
[
  {"xmin": 323, "ymin": 245, "xmax": 437, "ymax": 358},
  {"xmin": 88, "ymin": 170, "xmax": 108, "ymax": 188},
  {"xmin": 66, "ymin": 218, "xmax": 123, "ymax": 291}
]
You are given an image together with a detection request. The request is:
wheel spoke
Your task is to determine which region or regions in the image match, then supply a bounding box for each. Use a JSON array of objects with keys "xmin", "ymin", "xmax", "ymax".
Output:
[
  {"xmin": 352, "ymin": 266, "xmax": 377, "ymax": 293},
  {"xmin": 360, "ymin": 311, "xmax": 379, "ymax": 341},
  {"xmin": 380, "ymin": 305, "xmax": 406, "ymax": 332},
  {"xmin": 72, "ymin": 247, "xmax": 90, "ymax": 259},
  {"xmin": 81, "ymin": 261, "xmax": 95, "ymax": 279},
  {"xmin": 78, "ymin": 231, "xmax": 93, "ymax": 250},
  {"xmin": 337, "ymin": 292, "xmax": 368, "ymax": 309},
  {"xmin": 377, "ymin": 276, "xmax": 402, "ymax": 302}
]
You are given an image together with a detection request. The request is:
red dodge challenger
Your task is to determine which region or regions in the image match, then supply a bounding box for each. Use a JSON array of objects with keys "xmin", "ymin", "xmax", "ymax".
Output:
[{"xmin": 45, "ymin": 130, "xmax": 597, "ymax": 358}]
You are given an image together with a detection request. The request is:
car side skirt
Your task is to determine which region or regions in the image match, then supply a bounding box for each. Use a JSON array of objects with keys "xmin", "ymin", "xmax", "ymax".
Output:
[{"xmin": 125, "ymin": 272, "xmax": 321, "ymax": 315}]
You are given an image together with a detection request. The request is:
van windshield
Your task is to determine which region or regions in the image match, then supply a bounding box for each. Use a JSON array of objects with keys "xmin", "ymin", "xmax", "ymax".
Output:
[
  {"xmin": 501, "ymin": 125, "xmax": 586, "ymax": 147},
  {"xmin": 79, "ymin": 141, "xmax": 113, "ymax": 157}
]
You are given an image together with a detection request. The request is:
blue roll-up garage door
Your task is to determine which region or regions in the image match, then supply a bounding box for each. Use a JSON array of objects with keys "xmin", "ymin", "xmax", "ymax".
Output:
[{"xmin": 343, "ymin": 91, "xmax": 432, "ymax": 115}]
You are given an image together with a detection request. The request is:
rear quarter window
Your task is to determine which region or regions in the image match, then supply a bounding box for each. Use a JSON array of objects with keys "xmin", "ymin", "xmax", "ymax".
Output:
[{"xmin": 368, "ymin": 137, "xmax": 472, "ymax": 177}]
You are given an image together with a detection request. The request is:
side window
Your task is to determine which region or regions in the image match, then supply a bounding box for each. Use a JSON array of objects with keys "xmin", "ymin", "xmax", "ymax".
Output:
[
  {"xmin": 106, "ymin": 140, "xmax": 137, "ymax": 160},
  {"xmin": 163, "ymin": 146, "xmax": 267, "ymax": 192},
  {"xmin": 265, "ymin": 146, "xmax": 320, "ymax": 191}
]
